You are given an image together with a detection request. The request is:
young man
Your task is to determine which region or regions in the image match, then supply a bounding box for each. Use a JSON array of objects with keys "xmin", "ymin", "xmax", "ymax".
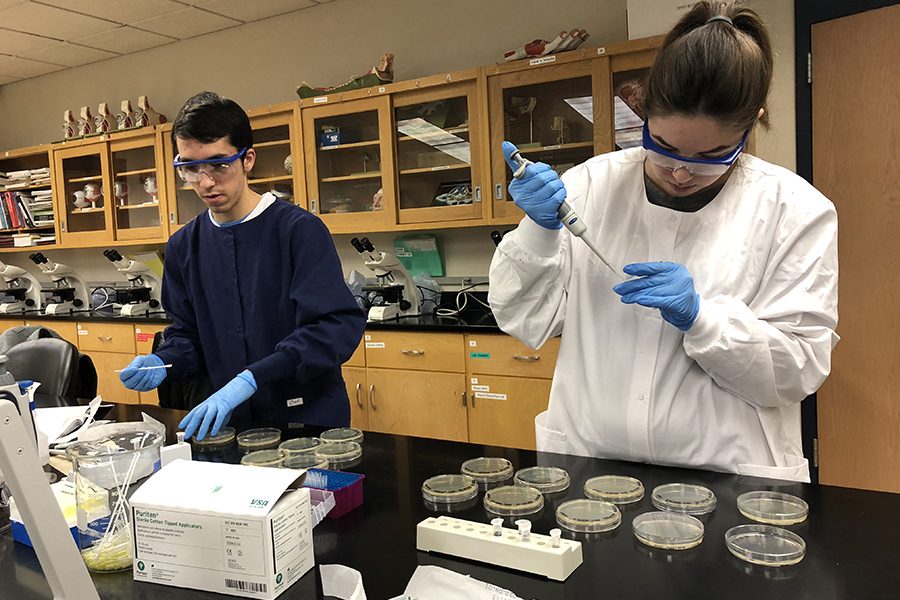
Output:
[{"xmin": 119, "ymin": 91, "xmax": 365, "ymax": 441}]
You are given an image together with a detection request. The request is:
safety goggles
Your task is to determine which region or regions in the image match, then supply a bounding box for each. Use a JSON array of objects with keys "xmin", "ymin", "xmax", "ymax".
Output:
[
  {"xmin": 173, "ymin": 147, "xmax": 247, "ymax": 183},
  {"xmin": 642, "ymin": 123, "xmax": 748, "ymax": 177}
]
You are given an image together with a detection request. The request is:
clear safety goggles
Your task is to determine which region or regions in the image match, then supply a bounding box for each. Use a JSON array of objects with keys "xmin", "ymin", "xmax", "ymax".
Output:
[
  {"xmin": 642, "ymin": 123, "xmax": 748, "ymax": 177},
  {"xmin": 173, "ymin": 147, "xmax": 247, "ymax": 183}
]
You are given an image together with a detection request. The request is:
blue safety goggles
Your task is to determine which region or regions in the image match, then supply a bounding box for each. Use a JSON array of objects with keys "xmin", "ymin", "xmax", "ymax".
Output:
[
  {"xmin": 173, "ymin": 147, "xmax": 248, "ymax": 182},
  {"xmin": 642, "ymin": 123, "xmax": 748, "ymax": 176}
]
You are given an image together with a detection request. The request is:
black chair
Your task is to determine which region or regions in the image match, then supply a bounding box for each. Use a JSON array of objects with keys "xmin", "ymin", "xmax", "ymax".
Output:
[{"xmin": 4, "ymin": 338, "xmax": 84, "ymax": 407}]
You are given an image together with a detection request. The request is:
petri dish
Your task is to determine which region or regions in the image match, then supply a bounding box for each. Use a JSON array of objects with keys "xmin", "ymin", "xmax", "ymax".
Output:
[
  {"xmin": 484, "ymin": 485, "xmax": 544, "ymax": 517},
  {"xmin": 191, "ymin": 426, "xmax": 236, "ymax": 448},
  {"xmin": 584, "ymin": 475, "xmax": 645, "ymax": 505},
  {"xmin": 461, "ymin": 457, "xmax": 514, "ymax": 485},
  {"xmin": 514, "ymin": 466, "xmax": 570, "ymax": 494},
  {"xmin": 240, "ymin": 449, "xmax": 284, "ymax": 467},
  {"xmin": 737, "ymin": 491, "xmax": 809, "ymax": 525},
  {"xmin": 314, "ymin": 441, "xmax": 362, "ymax": 468},
  {"xmin": 725, "ymin": 524, "xmax": 806, "ymax": 566},
  {"xmin": 320, "ymin": 427, "xmax": 364, "ymax": 445},
  {"xmin": 237, "ymin": 427, "xmax": 282, "ymax": 451},
  {"xmin": 633, "ymin": 511, "xmax": 704, "ymax": 550},
  {"xmin": 282, "ymin": 453, "xmax": 329, "ymax": 470},
  {"xmin": 556, "ymin": 498, "xmax": 621, "ymax": 533},
  {"xmin": 279, "ymin": 437, "xmax": 324, "ymax": 456},
  {"xmin": 422, "ymin": 474, "xmax": 479, "ymax": 504},
  {"xmin": 651, "ymin": 483, "xmax": 717, "ymax": 515}
]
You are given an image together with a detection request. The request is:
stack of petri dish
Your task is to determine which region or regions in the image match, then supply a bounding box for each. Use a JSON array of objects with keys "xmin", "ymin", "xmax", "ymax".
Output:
[
  {"xmin": 320, "ymin": 427, "xmax": 364, "ymax": 445},
  {"xmin": 632, "ymin": 511, "xmax": 705, "ymax": 550},
  {"xmin": 556, "ymin": 498, "xmax": 621, "ymax": 533},
  {"xmin": 240, "ymin": 449, "xmax": 285, "ymax": 468},
  {"xmin": 191, "ymin": 426, "xmax": 236, "ymax": 452},
  {"xmin": 282, "ymin": 453, "xmax": 329, "ymax": 470},
  {"xmin": 237, "ymin": 428, "xmax": 282, "ymax": 452},
  {"xmin": 736, "ymin": 491, "xmax": 809, "ymax": 525},
  {"xmin": 651, "ymin": 483, "xmax": 717, "ymax": 515},
  {"xmin": 484, "ymin": 484, "xmax": 544, "ymax": 517},
  {"xmin": 279, "ymin": 437, "xmax": 324, "ymax": 457},
  {"xmin": 513, "ymin": 466, "xmax": 570, "ymax": 494},
  {"xmin": 461, "ymin": 457, "xmax": 514, "ymax": 488},
  {"xmin": 422, "ymin": 474, "xmax": 479, "ymax": 511},
  {"xmin": 315, "ymin": 441, "xmax": 362, "ymax": 469},
  {"xmin": 584, "ymin": 475, "xmax": 644, "ymax": 505}
]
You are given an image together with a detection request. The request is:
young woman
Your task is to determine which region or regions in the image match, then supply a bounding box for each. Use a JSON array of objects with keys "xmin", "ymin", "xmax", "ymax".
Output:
[{"xmin": 489, "ymin": 1, "xmax": 838, "ymax": 482}]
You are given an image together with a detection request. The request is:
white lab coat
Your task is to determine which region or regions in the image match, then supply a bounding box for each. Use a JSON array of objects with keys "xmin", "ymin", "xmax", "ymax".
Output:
[{"xmin": 489, "ymin": 148, "xmax": 838, "ymax": 482}]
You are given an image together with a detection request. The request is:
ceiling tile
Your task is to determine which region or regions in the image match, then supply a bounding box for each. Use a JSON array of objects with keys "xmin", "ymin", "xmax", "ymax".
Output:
[
  {"xmin": 74, "ymin": 26, "xmax": 175, "ymax": 54},
  {"xmin": 35, "ymin": 0, "xmax": 188, "ymax": 26},
  {"xmin": 0, "ymin": 28, "xmax": 60, "ymax": 55},
  {"xmin": 18, "ymin": 41, "xmax": 117, "ymax": 67},
  {"xmin": 133, "ymin": 6, "xmax": 240, "ymax": 39},
  {"xmin": 0, "ymin": 54, "xmax": 65, "ymax": 78},
  {"xmin": 0, "ymin": 2, "xmax": 117, "ymax": 40},
  {"xmin": 200, "ymin": 0, "xmax": 315, "ymax": 22}
]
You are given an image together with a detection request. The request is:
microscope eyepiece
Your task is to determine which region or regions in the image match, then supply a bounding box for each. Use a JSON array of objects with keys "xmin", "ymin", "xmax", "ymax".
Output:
[
  {"xmin": 28, "ymin": 252, "xmax": 47, "ymax": 265},
  {"xmin": 103, "ymin": 249, "xmax": 124, "ymax": 262},
  {"xmin": 350, "ymin": 238, "xmax": 365, "ymax": 253},
  {"xmin": 360, "ymin": 237, "xmax": 375, "ymax": 253}
]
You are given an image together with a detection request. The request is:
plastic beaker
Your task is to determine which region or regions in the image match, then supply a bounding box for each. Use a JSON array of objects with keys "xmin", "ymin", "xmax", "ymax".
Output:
[{"xmin": 67, "ymin": 429, "xmax": 163, "ymax": 572}]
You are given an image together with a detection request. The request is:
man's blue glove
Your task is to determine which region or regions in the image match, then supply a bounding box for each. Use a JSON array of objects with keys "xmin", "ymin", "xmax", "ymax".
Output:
[
  {"xmin": 179, "ymin": 370, "xmax": 257, "ymax": 441},
  {"xmin": 502, "ymin": 140, "xmax": 565, "ymax": 230},
  {"xmin": 119, "ymin": 354, "xmax": 167, "ymax": 391},
  {"xmin": 613, "ymin": 262, "xmax": 700, "ymax": 331}
]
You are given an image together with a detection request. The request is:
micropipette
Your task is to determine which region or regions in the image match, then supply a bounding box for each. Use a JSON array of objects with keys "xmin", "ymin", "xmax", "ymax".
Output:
[{"xmin": 509, "ymin": 149, "xmax": 622, "ymax": 279}]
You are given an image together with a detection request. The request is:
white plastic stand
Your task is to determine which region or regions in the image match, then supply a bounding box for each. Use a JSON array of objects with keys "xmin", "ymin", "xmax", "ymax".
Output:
[
  {"xmin": 416, "ymin": 515, "xmax": 583, "ymax": 581},
  {"xmin": 0, "ymin": 397, "xmax": 99, "ymax": 599}
]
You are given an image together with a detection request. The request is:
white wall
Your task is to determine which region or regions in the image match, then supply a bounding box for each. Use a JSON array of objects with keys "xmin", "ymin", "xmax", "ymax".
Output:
[{"xmin": 0, "ymin": 0, "xmax": 796, "ymax": 283}]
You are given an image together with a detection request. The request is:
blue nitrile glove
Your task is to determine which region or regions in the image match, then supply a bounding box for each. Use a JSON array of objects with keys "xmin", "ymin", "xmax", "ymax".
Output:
[
  {"xmin": 118, "ymin": 354, "xmax": 167, "ymax": 391},
  {"xmin": 179, "ymin": 370, "xmax": 257, "ymax": 441},
  {"xmin": 502, "ymin": 140, "xmax": 566, "ymax": 230},
  {"xmin": 613, "ymin": 262, "xmax": 700, "ymax": 331}
]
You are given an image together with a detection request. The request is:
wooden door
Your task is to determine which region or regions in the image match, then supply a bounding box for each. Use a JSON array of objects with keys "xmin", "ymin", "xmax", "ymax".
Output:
[
  {"xmin": 466, "ymin": 374, "xmax": 551, "ymax": 451},
  {"xmin": 342, "ymin": 366, "xmax": 367, "ymax": 430},
  {"xmin": 812, "ymin": 4, "xmax": 900, "ymax": 492}
]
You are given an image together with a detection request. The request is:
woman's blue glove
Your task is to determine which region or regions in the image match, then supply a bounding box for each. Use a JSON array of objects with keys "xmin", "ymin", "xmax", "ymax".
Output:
[
  {"xmin": 179, "ymin": 370, "xmax": 257, "ymax": 441},
  {"xmin": 119, "ymin": 354, "xmax": 167, "ymax": 391},
  {"xmin": 613, "ymin": 262, "xmax": 700, "ymax": 331},
  {"xmin": 502, "ymin": 141, "xmax": 565, "ymax": 230}
]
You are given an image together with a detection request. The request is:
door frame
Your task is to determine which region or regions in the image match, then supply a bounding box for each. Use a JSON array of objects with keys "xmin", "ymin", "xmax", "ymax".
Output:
[{"xmin": 794, "ymin": 0, "xmax": 897, "ymax": 483}]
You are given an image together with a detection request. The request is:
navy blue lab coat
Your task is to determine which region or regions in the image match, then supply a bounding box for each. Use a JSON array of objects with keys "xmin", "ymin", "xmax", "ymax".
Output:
[{"xmin": 155, "ymin": 198, "xmax": 366, "ymax": 427}]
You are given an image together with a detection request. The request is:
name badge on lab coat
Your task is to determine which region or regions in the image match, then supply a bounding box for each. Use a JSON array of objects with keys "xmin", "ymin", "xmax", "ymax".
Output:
[{"xmin": 286, "ymin": 397, "xmax": 304, "ymax": 407}]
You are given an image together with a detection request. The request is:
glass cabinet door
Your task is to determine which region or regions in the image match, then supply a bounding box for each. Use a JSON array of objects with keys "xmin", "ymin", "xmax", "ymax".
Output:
[
  {"xmin": 489, "ymin": 61, "xmax": 599, "ymax": 224},
  {"xmin": 302, "ymin": 96, "xmax": 396, "ymax": 233},
  {"xmin": 54, "ymin": 142, "xmax": 113, "ymax": 245},
  {"xmin": 160, "ymin": 124, "xmax": 204, "ymax": 232},
  {"xmin": 109, "ymin": 134, "xmax": 165, "ymax": 240},
  {"xmin": 248, "ymin": 111, "xmax": 296, "ymax": 202},
  {"xmin": 393, "ymin": 80, "xmax": 484, "ymax": 224}
]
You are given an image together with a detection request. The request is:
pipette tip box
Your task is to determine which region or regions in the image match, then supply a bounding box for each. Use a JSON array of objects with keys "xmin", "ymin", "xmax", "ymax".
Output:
[{"xmin": 302, "ymin": 469, "xmax": 364, "ymax": 518}]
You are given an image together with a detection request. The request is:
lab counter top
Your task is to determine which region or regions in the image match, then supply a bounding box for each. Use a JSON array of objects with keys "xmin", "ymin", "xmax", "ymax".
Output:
[
  {"xmin": 2, "ymin": 403, "xmax": 898, "ymax": 600},
  {"xmin": 0, "ymin": 310, "xmax": 171, "ymax": 325}
]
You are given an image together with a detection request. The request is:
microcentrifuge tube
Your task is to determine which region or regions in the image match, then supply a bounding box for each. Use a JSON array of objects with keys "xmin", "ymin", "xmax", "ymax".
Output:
[
  {"xmin": 550, "ymin": 528, "xmax": 562, "ymax": 548},
  {"xmin": 491, "ymin": 518, "xmax": 503, "ymax": 536},
  {"xmin": 516, "ymin": 519, "xmax": 531, "ymax": 542}
]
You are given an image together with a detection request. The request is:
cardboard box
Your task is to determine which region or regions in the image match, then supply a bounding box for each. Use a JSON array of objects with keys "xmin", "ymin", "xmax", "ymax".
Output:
[
  {"xmin": 130, "ymin": 460, "xmax": 314, "ymax": 599},
  {"xmin": 9, "ymin": 478, "xmax": 79, "ymax": 548},
  {"xmin": 627, "ymin": 0, "xmax": 701, "ymax": 39}
]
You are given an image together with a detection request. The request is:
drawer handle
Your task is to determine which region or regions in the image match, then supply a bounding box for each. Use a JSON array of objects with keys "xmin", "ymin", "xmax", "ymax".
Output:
[
  {"xmin": 368, "ymin": 384, "xmax": 376, "ymax": 410},
  {"xmin": 401, "ymin": 349, "xmax": 425, "ymax": 356},
  {"xmin": 461, "ymin": 391, "xmax": 467, "ymax": 407},
  {"xmin": 355, "ymin": 383, "xmax": 363, "ymax": 408},
  {"xmin": 512, "ymin": 354, "xmax": 541, "ymax": 362},
  {"xmin": 98, "ymin": 336, "xmax": 113, "ymax": 341}
]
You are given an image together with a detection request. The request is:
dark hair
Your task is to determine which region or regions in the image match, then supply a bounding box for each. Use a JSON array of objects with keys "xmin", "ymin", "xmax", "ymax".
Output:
[
  {"xmin": 171, "ymin": 91, "xmax": 253, "ymax": 151},
  {"xmin": 644, "ymin": 1, "xmax": 773, "ymax": 130}
]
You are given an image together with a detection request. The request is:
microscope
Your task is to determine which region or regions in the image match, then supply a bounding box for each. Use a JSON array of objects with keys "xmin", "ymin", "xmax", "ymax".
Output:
[
  {"xmin": 351, "ymin": 237, "xmax": 421, "ymax": 322},
  {"xmin": 28, "ymin": 252, "xmax": 90, "ymax": 315},
  {"xmin": 102, "ymin": 249, "xmax": 163, "ymax": 316},
  {"xmin": 0, "ymin": 260, "xmax": 42, "ymax": 315}
]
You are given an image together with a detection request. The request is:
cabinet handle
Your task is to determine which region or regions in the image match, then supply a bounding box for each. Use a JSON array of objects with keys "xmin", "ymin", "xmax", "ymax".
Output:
[
  {"xmin": 401, "ymin": 349, "xmax": 425, "ymax": 356},
  {"xmin": 169, "ymin": 211, "xmax": 176, "ymax": 224},
  {"xmin": 98, "ymin": 336, "xmax": 112, "ymax": 341},
  {"xmin": 513, "ymin": 354, "xmax": 541, "ymax": 362},
  {"xmin": 474, "ymin": 186, "xmax": 482, "ymax": 203},
  {"xmin": 61, "ymin": 221, "xmax": 67, "ymax": 232},
  {"xmin": 494, "ymin": 183, "xmax": 504, "ymax": 200},
  {"xmin": 471, "ymin": 392, "xmax": 475, "ymax": 408},
  {"xmin": 355, "ymin": 383, "xmax": 363, "ymax": 408},
  {"xmin": 461, "ymin": 391, "xmax": 467, "ymax": 407},
  {"xmin": 368, "ymin": 384, "xmax": 376, "ymax": 410},
  {"xmin": 310, "ymin": 198, "xmax": 318, "ymax": 213}
]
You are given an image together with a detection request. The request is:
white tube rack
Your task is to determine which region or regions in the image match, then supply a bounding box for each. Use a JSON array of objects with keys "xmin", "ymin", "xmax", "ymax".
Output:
[{"xmin": 416, "ymin": 515, "xmax": 583, "ymax": 581}]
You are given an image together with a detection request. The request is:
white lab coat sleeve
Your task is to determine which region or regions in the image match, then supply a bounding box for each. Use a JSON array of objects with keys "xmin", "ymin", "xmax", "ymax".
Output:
[{"xmin": 682, "ymin": 200, "xmax": 839, "ymax": 410}]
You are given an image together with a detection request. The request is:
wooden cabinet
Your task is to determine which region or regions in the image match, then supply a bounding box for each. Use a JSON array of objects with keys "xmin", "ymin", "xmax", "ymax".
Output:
[
  {"xmin": 342, "ymin": 366, "xmax": 367, "ymax": 430},
  {"xmin": 0, "ymin": 144, "xmax": 58, "ymax": 251},
  {"xmin": 0, "ymin": 318, "xmax": 25, "ymax": 331},
  {"xmin": 364, "ymin": 331, "xmax": 465, "ymax": 372},
  {"xmin": 52, "ymin": 127, "xmax": 168, "ymax": 246},
  {"xmin": 134, "ymin": 323, "xmax": 167, "ymax": 406},
  {"xmin": 75, "ymin": 322, "xmax": 138, "ymax": 404},
  {"xmin": 466, "ymin": 334, "xmax": 560, "ymax": 450},
  {"xmin": 301, "ymin": 95, "xmax": 397, "ymax": 233},
  {"xmin": 23, "ymin": 319, "xmax": 78, "ymax": 346}
]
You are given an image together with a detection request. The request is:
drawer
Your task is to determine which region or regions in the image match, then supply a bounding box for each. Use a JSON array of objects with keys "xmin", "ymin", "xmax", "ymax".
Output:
[
  {"xmin": 0, "ymin": 319, "xmax": 25, "ymax": 331},
  {"xmin": 76, "ymin": 322, "xmax": 136, "ymax": 354},
  {"xmin": 344, "ymin": 339, "xmax": 366, "ymax": 367},
  {"xmin": 364, "ymin": 331, "xmax": 465, "ymax": 373},
  {"xmin": 24, "ymin": 319, "xmax": 79, "ymax": 346},
  {"xmin": 134, "ymin": 324, "xmax": 167, "ymax": 355},
  {"xmin": 465, "ymin": 334, "xmax": 560, "ymax": 379}
]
